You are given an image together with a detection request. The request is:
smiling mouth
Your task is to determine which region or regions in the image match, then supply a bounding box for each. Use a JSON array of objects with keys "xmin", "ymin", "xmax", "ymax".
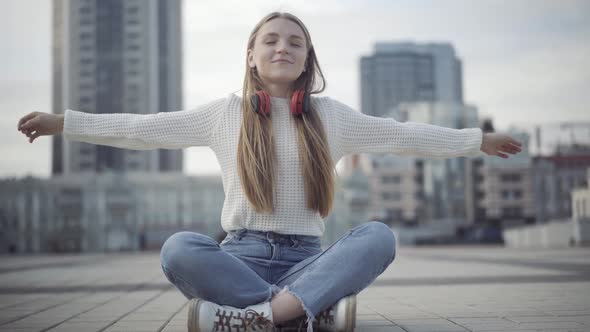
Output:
[{"xmin": 273, "ymin": 60, "xmax": 293, "ymax": 64}]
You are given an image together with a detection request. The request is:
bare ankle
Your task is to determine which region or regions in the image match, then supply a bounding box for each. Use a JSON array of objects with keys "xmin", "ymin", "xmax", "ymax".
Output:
[{"xmin": 270, "ymin": 290, "xmax": 305, "ymax": 324}]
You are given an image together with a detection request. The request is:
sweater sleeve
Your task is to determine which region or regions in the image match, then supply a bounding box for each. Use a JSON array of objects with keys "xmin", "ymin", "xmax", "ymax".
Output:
[
  {"xmin": 62, "ymin": 97, "xmax": 228, "ymax": 150},
  {"xmin": 331, "ymin": 98, "xmax": 484, "ymax": 159}
]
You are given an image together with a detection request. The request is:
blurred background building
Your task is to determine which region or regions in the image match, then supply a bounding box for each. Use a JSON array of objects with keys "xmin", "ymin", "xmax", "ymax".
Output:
[
  {"xmin": 360, "ymin": 42, "xmax": 463, "ymax": 117},
  {"xmin": 0, "ymin": 0, "xmax": 211, "ymax": 253},
  {"xmin": 52, "ymin": 0, "xmax": 183, "ymax": 174},
  {"xmin": 0, "ymin": 173, "xmax": 224, "ymax": 253},
  {"xmin": 342, "ymin": 41, "xmax": 590, "ymax": 246}
]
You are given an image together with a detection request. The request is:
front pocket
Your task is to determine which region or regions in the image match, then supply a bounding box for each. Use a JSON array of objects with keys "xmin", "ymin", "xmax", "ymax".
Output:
[
  {"xmin": 222, "ymin": 237, "xmax": 272, "ymax": 260},
  {"xmin": 296, "ymin": 236, "xmax": 322, "ymax": 247},
  {"xmin": 294, "ymin": 244, "xmax": 322, "ymax": 255}
]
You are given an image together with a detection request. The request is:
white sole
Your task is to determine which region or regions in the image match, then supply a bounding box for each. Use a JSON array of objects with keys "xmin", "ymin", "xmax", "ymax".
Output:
[
  {"xmin": 345, "ymin": 295, "xmax": 356, "ymax": 332},
  {"xmin": 188, "ymin": 299, "xmax": 202, "ymax": 332},
  {"xmin": 332, "ymin": 295, "xmax": 357, "ymax": 332}
]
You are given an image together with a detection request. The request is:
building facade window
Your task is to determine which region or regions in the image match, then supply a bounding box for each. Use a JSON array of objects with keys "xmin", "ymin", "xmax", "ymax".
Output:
[
  {"xmin": 382, "ymin": 175, "xmax": 401, "ymax": 184},
  {"xmin": 382, "ymin": 192, "xmax": 401, "ymax": 200},
  {"xmin": 502, "ymin": 206, "xmax": 522, "ymax": 218},
  {"xmin": 501, "ymin": 174, "xmax": 522, "ymax": 182}
]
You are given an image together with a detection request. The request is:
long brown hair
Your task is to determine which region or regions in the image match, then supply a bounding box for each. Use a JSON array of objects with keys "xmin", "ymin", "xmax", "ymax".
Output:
[{"xmin": 237, "ymin": 12, "xmax": 335, "ymax": 218}]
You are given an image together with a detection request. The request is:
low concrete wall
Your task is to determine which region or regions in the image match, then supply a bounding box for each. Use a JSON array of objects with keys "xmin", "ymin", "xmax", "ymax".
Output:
[
  {"xmin": 573, "ymin": 218, "xmax": 590, "ymax": 246},
  {"xmin": 503, "ymin": 219, "xmax": 584, "ymax": 248}
]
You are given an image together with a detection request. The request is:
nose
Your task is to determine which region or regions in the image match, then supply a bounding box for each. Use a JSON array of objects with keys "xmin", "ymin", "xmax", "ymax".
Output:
[{"xmin": 276, "ymin": 40, "xmax": 289, "ymax": 54}]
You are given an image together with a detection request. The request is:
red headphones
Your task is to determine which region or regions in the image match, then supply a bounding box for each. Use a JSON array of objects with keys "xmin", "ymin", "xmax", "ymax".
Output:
[{"xmin": 251, "ymin": 90, "xmax": 310, "ymax": 117}]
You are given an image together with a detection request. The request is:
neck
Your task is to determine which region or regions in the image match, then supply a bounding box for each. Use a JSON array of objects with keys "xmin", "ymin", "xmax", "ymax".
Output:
[{"xmin": 262, "ymin": 82, "xmax": 292, "ymax": 98}]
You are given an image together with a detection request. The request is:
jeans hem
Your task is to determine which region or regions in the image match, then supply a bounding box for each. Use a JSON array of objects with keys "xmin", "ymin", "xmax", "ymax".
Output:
[
  {"xmin": 282, "ymin": 285, "xmax": 315, "ymax": 332},
  {"xmin": 267, "ymin": 284, "xmax": 282, "ymax": 303}
]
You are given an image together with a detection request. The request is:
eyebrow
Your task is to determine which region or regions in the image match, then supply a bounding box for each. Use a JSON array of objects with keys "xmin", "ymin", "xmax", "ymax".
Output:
[{"xmin": 262, "ymin": 32, "xmax": 304, "ymax": 41}]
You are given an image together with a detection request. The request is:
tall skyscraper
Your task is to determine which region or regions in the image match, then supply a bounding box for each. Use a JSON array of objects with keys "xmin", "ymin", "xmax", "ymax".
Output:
[
  {"xmin": 52, "ymin": 0, "xmax": 183, "ymax": 175},
  {"xmin": 349, "ymin": 41, "xmax": 473, "ymax": 230},
  {"xmin": 360, "ymin": 42, "xmax": 463, "ymax": 117}
]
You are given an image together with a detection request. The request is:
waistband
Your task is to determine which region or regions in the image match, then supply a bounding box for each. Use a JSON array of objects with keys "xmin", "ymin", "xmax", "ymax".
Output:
[{"xmin": 228, "ymin": 228, "xmax": 320, "ymax": 245}]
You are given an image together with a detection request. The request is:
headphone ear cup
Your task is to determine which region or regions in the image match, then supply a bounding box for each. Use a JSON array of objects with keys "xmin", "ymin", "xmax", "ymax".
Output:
[
  {"xmin": 253, "ymin": 90, "xmax": 271, "ymax": 116},
  {"xmin": 291, "ymin": 90, "xmax": 299, "ymax": 116},
  {"xmin": 291, "ymin": 90, "xmax": 306, "ymax": 116},
  {"xmin": 303, "ymin": 92, "xmax": 310, "ymax": 114},
  {"xmin": 260, "ymin": 90, "xmax": 271, "ymax": 116},
  {"xmin": 250, "ymin": 93, "xmax": 260, "ymax": 114}
]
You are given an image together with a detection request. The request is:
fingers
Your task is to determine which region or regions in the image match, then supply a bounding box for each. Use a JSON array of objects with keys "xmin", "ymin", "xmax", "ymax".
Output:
[
  {"xmin": 29, "ymin": 131, "xmax": 42, "ymax": 143},
  {"xmin": 501, "ymin": 144, "xmax": 521, "ymax": 154},
  {"xmin": 17, "ymin": 112, "xmax": 42, "ymax": 143},
  {"xmin": 491, "ymin": 136, "xmax": 522, "ymax": 159},
  {"xmin": 20, "ymin": 118, "xmax": 38, "ymax": 131},
  {"xmin": 497, "ymin": 142, "xmax": 522, "ymax": 159},
  {"xmin": 18, "ymin": 112, "xmax": 38, "ymax": 130},
  {"xmin": 29, "ymin": 131, "xmax": 41, "ymax": 143},
  {"xmin": 502, "ymin": 141, "xmax": 522, "ymax": 152},
  {"xmin": 496, "ymin": 151, "xmax": 509, "ymax": 159},
  {"xmin": 20, "ymin": 125, "xmax": 33, "ymax": 135},
  {"xmin": 22, "ymin": 129, "xmax": 35, "ymax": 139},
  {"xmin": 19, "ymin": 118, "xmax": 40, "ymax": 132}
]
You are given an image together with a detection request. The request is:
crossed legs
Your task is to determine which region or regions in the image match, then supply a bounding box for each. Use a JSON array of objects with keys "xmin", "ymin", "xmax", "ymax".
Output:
[{"xmin": 160, "ymin": 222, "xmax": 397, "ymax": 324}]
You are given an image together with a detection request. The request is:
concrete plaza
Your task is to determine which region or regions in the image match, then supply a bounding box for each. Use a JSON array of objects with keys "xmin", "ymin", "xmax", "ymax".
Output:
[{"xmin": 0, "ymin": 245, "xmax": 589, "ymax": 332}]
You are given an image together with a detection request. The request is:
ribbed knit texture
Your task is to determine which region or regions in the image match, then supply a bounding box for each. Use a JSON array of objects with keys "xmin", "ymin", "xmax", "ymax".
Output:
[{"xmin": 63, "ymin": 93, "xmax": 483, "ymax": 236}]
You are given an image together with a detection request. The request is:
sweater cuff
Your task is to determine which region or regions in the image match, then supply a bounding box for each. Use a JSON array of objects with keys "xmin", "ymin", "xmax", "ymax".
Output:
[
  {"xmin": 62, "ymin": 109, "xmax": 88, "ymax": 141},
  {"xmin": 465, "ymin": 128, "xmax": 484, "ymax": 157},
  {"xmin": 62, "ymin": 109, "xmax": 76, "ymax": 140}
]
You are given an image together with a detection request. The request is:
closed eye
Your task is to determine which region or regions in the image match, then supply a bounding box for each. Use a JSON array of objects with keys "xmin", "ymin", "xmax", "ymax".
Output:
[{"xmin": 264, "ymin": 41, "xmax": 302, "ymax": 48}]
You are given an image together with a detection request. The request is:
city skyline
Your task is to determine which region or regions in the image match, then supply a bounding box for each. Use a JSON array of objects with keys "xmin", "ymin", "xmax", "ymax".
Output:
[{"xmin": 1, "ymin": 0, "xmax": 589, "ymax": 178}]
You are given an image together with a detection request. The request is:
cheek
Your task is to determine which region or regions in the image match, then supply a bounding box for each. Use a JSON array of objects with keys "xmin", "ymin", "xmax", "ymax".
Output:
[
  {"xmin": 296, "ymin": 51, "xmax": 307, "ymax": 65},
  {"xmin": 257, "ymin": 53, "xmax": 273, "ymax": 68}
]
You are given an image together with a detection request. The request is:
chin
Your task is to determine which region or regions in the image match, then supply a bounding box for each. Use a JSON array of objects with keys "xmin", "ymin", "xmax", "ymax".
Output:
[{"xmin": 263, "ymin": 73, "xmax": 300, "ymax": 85}]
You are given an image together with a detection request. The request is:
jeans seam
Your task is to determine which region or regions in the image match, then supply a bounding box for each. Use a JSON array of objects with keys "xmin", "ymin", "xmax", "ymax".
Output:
[
  {"xmin": 275, "ymin": 231, "xmax": 353, "ymax": 285},
  {"xmin": 161, "ymin": 264, "xmax": 201, "ymax": 299},
  {"xmin": 293, "ymin": 244, "xmax": 321, "ymax": 255}
]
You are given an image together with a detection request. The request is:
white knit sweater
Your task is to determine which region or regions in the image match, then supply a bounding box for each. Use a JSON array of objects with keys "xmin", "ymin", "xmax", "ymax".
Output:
[{"xmin": 63, "ymin": 93, "xmax": 484, "ymax": 236}]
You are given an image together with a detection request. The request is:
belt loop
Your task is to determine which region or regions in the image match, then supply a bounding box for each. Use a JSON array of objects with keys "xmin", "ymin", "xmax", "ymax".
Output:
[
  {"xmin": 267, "ymin": 231, "xmax": 276, "ymax": 244},
  {"xmin": 236, "ymin": 229, "xmax": 246, "ymax": 240},
  {"xmin": 290, "ymin": 236, "xmax": 299, "ymax": 247}
]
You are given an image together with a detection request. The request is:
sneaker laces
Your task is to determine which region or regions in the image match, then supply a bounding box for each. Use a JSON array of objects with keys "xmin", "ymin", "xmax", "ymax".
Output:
[
  {"xmin": 211, "ymin": 308, "xmax": 275, "ymax": 331},
  {"xmin": 244, "ymin": 308, "xmax": 276, "ymax": 331},
  {"xmin": 315, "ymin": 305, "xmax": 335, "ymax": 325}
]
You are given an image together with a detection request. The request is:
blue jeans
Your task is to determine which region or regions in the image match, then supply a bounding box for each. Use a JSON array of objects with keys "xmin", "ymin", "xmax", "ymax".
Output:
[{"xmin": 160, "ymin": 221, "xmax": 396, "ymax": 328}]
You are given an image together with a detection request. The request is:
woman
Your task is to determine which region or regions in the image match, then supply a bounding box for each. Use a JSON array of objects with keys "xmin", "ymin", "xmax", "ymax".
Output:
[{"xmin": 17, "ymin": 12, "xmax": 522, "ymax": 332}]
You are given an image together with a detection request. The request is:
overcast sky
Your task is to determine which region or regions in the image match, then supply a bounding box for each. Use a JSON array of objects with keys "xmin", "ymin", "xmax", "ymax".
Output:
[{"xmin": 1, "ymin": 0, "xmax": 589, "ymax": 178}]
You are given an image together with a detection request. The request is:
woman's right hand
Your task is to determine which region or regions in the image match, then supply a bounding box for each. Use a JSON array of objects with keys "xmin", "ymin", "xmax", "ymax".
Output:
[{"xmin": 17, "ymin": 112, "xmax": 64, "ymax": 143}]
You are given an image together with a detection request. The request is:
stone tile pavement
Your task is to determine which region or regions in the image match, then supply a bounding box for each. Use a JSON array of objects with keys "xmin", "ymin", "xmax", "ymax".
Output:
[{"xmin": 0, "ymin": 245, "xmax": 589, "ymax": 332}]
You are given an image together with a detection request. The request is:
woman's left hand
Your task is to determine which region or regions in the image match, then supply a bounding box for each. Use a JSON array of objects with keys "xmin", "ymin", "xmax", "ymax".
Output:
[{"xmin": 480, "ymin": 133, "xmax": 523, "ymax": 159}]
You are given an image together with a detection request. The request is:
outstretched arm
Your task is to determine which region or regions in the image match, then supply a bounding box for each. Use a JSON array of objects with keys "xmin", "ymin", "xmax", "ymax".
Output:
[
  {"xmin": 17, "ymin": 97, "xmax": 228, "ymax": 150},
  {"xmin": 332, "ymin": 99, "xmax": 522, "ymax": 159}
]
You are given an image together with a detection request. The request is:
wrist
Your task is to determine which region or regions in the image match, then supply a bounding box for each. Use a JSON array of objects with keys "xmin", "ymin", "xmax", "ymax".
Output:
[
  {"xmin": 59, "ymin": 114, "xmax": 65, "ymax": 133},
  {"xmin": 480, "ymin": 133, "xmax": 486, "ymax": 151}
]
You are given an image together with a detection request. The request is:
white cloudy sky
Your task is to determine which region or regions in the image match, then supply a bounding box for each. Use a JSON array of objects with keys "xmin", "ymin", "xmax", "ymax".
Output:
[{"xmin": 1, "ymin": 0, "xmax": 589, "ymax": 178}]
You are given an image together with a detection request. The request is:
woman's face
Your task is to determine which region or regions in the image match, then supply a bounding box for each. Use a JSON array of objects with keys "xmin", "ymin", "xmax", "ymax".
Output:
[{"xmin": 248, "ymin": 18, "xmax": 308, "ymax": 87}]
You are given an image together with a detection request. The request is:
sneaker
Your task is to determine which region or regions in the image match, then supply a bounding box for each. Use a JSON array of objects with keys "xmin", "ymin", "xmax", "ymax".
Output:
[
  {"xmin": 277, "ymin": 295, "xmax": 356, "ymax": 332},
  {"xmin": 188, "ymin": 298, "xmax": 276, "ymax": 332}
]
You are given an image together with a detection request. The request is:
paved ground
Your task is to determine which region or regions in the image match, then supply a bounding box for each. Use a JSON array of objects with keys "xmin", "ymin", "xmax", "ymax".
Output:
[{"xmin": 0, "ymin": 245, "xmax": 589, "ymax": 332}]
